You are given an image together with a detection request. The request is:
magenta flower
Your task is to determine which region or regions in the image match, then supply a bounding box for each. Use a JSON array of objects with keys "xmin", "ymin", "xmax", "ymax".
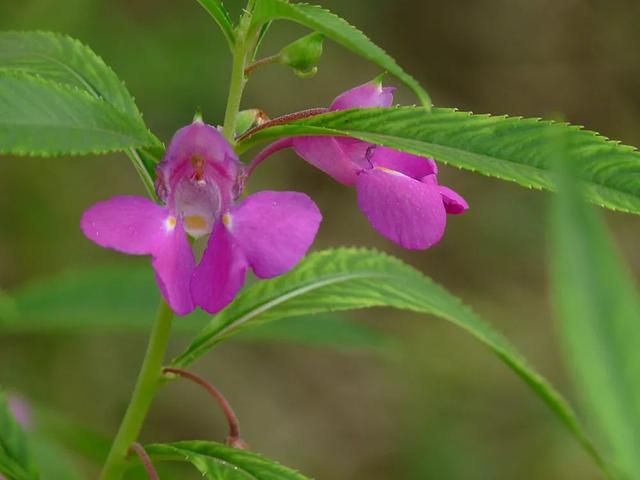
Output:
[
  {"xmin": 252, "ymin": 79, "xmax": 468, "ymax": 249},
  {"xmin": 81, "ymin": 121, "xmax": 321, "ymax": 315}
]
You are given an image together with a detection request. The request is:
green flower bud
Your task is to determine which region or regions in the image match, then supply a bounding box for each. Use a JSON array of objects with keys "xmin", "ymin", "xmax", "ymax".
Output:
[{"xmin": 279, "ymin": 32, "xmax": 324, "ymax": 78}]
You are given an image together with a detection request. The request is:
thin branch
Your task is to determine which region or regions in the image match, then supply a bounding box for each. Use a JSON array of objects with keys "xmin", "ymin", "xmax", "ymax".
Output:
[
  {"xmin": 236, "ymin": 107, "xmax": 328, "ymax": 143},
  {"xmin": 244, "ymin": 54, "xmax": 281, "ymax": 76},
  {"xmin": 163, "ymin": 367, "xmax": 247, "ymax": 449},
  {"xmin": 129, "ymin": 442, "xmax": 159, "ymax": 480}
]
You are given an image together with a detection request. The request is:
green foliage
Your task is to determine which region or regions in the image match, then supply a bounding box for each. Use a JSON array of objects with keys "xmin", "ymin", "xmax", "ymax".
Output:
[
  {"xmin": 0, "ymin": 72, "xmax": 157, "ymax": 156},
  {"xmin": 0, "ymin": 265, "xmax": 386, "ymax": 351},
  {"xmin": 250, "ymin": 0, "xmax": 431, "ymax": 108},
  {"xmin": 194, "ymin": 0, "xmax": 236, "ymax": 48},
  {"xmin": 0, "ymin": 31, "xmax": 142, "ymax": 118},
  {"xmin": 0, "ymin": 31, "xmax": 160, "ymax": 183},
  {"xmin": 239, "ymin": 107, "xmax": 640, "ymax": 215},
  {"xmin": 0, "ymin": 393, "xmax": 38, "ymax": 480},
  {"xmin": 550, "ymin": 142, "xmax": 640, "ymax": 478},
  {"xmin": 171, "ymin": 248, "xmax": 607, "ymax": 473},
  {"xmin": 143, "ymin": 441, "xmax": 309, "ymax": 479}
]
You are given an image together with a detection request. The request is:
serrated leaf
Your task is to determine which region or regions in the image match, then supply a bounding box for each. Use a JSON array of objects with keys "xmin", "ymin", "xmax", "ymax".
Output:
[
  {"xmin": 195, "ymin": 0, "xmax": 235, "ymax": 48},
  {"xmin": 0, "ymin": 72, "xmax": 158, "ymax": 156},
  {"xmin": 0, "ymin": 31, "xmax": 162, "ymax": 184},
  {"xmin": 550, "ymin": 138, "xmax": 640, "ymax": 478},
  {"xmin": 239, "ymin": 107, "xmax": 640, "ymax": 215},
  {"xmin": 0, "ymin": 393, "xmax": 38, "ymax": 480},
  {"xmin": 0, "ymin": 31, "xmax": 141, "ymax": 118},
  {"xmin": 143, "ymin": 441, "xmax": 309, "ymax": 479},
  {"xmin": 172, "ymin": 248, "xmax": 609, "ymax": 475},
  {"xmin": 250, "ymin": 0, "xmax": 431, "ymax": 108}
]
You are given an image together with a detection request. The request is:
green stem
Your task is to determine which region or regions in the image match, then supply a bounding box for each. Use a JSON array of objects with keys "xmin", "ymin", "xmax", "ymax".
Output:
[
  {"xmin": 222, "ymin": 1, "xmax": 258, "ymax": 141},
  {"xmin": 99, "ymin": 302, "xmax": 174, "ymax": 480}
]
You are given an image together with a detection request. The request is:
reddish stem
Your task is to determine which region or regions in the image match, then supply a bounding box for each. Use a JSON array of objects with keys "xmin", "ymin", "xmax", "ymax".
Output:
[
  {"xmin": 163, "ymin": 367, "xmax": 247, "ymax": 448},
  {"xmin": 236, "ymin": 107, "xmax": 328, "ymax": 143},
  {"xmin": 244, "ymin": 54, "xmax": 281, "ymax": 76},
  {"xmin": 129, "ymin": 443, "xmax": 159, "ymax": 480}
]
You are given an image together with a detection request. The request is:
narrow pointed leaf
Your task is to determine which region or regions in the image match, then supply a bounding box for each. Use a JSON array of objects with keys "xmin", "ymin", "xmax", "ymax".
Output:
[
  {"xmin": 0, "ymin": 393, "xmax": 38, "ymax": 480},
  {"xmin": 251, "ymin": 0, "xmax": 431, "ymax": 108},
  {"xmin": 550, "ymin": 142, "xmax": 640, "ymax": 477},
  {"xmin": 172, "ymin": 248, "xmax": 608, "ymax": 474},
  {"xmin": 239, "ymin": 107, "xmax": 640, "ymax": 215},
  {"xmin": 143, "ymin": 441, "xmax": 309, "ymax": 479},
  {"xmin": 0, "ymin": 72, "xmax": 157, "ymax": 155},
  {"xmin": 195, "ymin": 0, "xmax": 235, "ymax": 48}
]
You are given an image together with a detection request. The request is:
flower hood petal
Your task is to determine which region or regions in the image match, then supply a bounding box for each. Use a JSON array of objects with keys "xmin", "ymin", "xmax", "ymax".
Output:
[
  {"xmin": 156, "ymin": 121, "xmax": 243, "ymax": 211},
  {"xmin": 330, "ymin": 80, "xmax": 395, "ymax": 111},
  {"xmin": 370, "ymin": 146, "xmax": 437, "ymax": 179},
  {"xmin": 292, "ymin": 136, "xmax": 362, "ymax": 185}
]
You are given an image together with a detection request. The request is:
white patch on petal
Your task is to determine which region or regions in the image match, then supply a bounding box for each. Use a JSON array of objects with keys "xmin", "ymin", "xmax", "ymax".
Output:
[
  {"xmin": 165, "ymin": 216, "xmax": 177, "ymax": 232},
  {"xmin": 375, "ymin": 166, "xmax": 405, "ymax": 177}
]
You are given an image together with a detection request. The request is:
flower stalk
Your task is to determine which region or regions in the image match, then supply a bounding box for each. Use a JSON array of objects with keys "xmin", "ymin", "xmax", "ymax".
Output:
[
  {"xmin": 129, "ymin": 443, "xmax": 159, "ymax": 480},
  {"xmin": 99, "ymin": 302, "xmax": 174, "ymax": 480},
  {"xmin": 99, "ymin": 4, "xmax": 262, "ymax": 478},
  {"xmin": 222, "ymin": 3, "xmax": 257, "ymax": 142},
  {"xmin": 163, "ymin": 367, "xmax": 247, "ymax": 449}
]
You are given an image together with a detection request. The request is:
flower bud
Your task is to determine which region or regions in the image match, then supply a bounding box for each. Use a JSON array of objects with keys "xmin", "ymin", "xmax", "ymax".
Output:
[
  {"xmin": 279, "ymin": 32, "xmax": 324, "ymax": 78},
  {"xmin": 235, "ymin": 109, "xmax": 270, "ymax": 136}
]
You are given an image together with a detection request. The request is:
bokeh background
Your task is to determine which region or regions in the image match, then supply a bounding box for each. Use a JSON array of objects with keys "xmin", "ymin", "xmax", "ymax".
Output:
[{"xmin": 1, "ymin": 0, "xmax": 639, "ymax": 478}]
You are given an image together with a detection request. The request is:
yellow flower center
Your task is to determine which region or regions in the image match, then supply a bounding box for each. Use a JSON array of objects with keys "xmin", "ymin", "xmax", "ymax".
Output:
[{"xmin": 184, "ymin": 215, "xmax": 208, "ymax": 232}]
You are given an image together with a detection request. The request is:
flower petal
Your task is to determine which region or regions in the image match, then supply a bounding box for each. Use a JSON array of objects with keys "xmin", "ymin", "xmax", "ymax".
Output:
[
  {"xmin": 356, "ymin": 168, "xmax": 446, "ymax": 249},
  {"xmin": 330, "ymin": 81, "xmax": 395, "ymax": 111},
  {"xmin": 156, "ymin": 121, "xmax": 242, "ymax": 209},
  {"xmin": 152, "ymin": 219, "xmax": 196, "ymax": 315},
  {"xmin": 370, "ymin": 146, "xmax": 437, "ymax": 179},
  {"xmin": 292, "ymin": 136, "xmax": 360, "ymax": 185},
  {"xmin": 80, "ymin": 196, "xmax": 172, "ymax": 255},
  {"xmin": 439, "ymin": 185, "xmax": 469, "ymax": 214},
  {"xmin": 226, "ymin": 191, "xmax": 322, "ymax": 278},
  {"xmin": 192, "ymin": 220, "xmax": 248, "ymax": 315},
  {"xmin": 81, "ymin": 196, "xmax": 195, "ymax": 314}
]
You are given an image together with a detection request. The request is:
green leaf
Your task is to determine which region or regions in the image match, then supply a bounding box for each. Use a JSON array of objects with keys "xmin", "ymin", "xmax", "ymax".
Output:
[
  {"xmin": 241, "ymin": 315, "xmax": 390, "ymax": 351},
  {"xmin": 550, "ymin": 138, "xmax": 640, "ymax": 478},
  {"xmin": 0, "ymin": 31, "xmax": 161, "ymax": 184},
  {"xmin": 0, "ymin": 71, "xmax": 158, "ymax": 156},
  {"xmin": 239, "ymin": 107, "xmax": 640, "ymax": 215},
  {"xmin": 0, "ymin": 265, "xmax": 386, "ymax": 352},
  {"xmin": 172, "ymin": 248, "xmax": 609, "ymax": 475},
  {"xmin": 250, "ymin": 0, "xmax": 431, "ymax": 108},
  {"xmin": 32, "ymin": 402, "xmax": 111, "ymax": 465},
  {"xmin": 0, "ymin": 31, "xmax": 142, "ymax": 119},
  {"xmin": 0, "ymin": 393, "xmax": 38, "ymax": 480},
  {"xmin": 29, "ymin": 437, "xmax": 83, "ymax": 480},
  {"xmin": 195, "ymin": 0, "xmax": 235, "ymax": 48},
  {"xmin": 143, "ymin": 441, "xmax": 309, "ymax": 479}
]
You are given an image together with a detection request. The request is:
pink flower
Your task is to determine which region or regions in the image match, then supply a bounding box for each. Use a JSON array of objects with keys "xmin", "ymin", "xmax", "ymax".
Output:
[
  {"xmin": 81, "ymin": 121, "xmax": 321, "ymax": 315},
  {"xmin": 8, "ymin": 394, "xmax": 31, "ymax": 429},
  {"xmin": 253, "ymin": 79, "xmax": 468, "ymax": 249},
  {"xmin": 0, "ymin": 394, "xmax": 31, "ymax": 480}
]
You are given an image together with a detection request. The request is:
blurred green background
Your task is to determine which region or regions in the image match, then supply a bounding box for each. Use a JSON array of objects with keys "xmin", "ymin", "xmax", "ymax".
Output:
[{"xmin": 1, "ymin": 0, "xmax": 639, "ymax": 478}]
